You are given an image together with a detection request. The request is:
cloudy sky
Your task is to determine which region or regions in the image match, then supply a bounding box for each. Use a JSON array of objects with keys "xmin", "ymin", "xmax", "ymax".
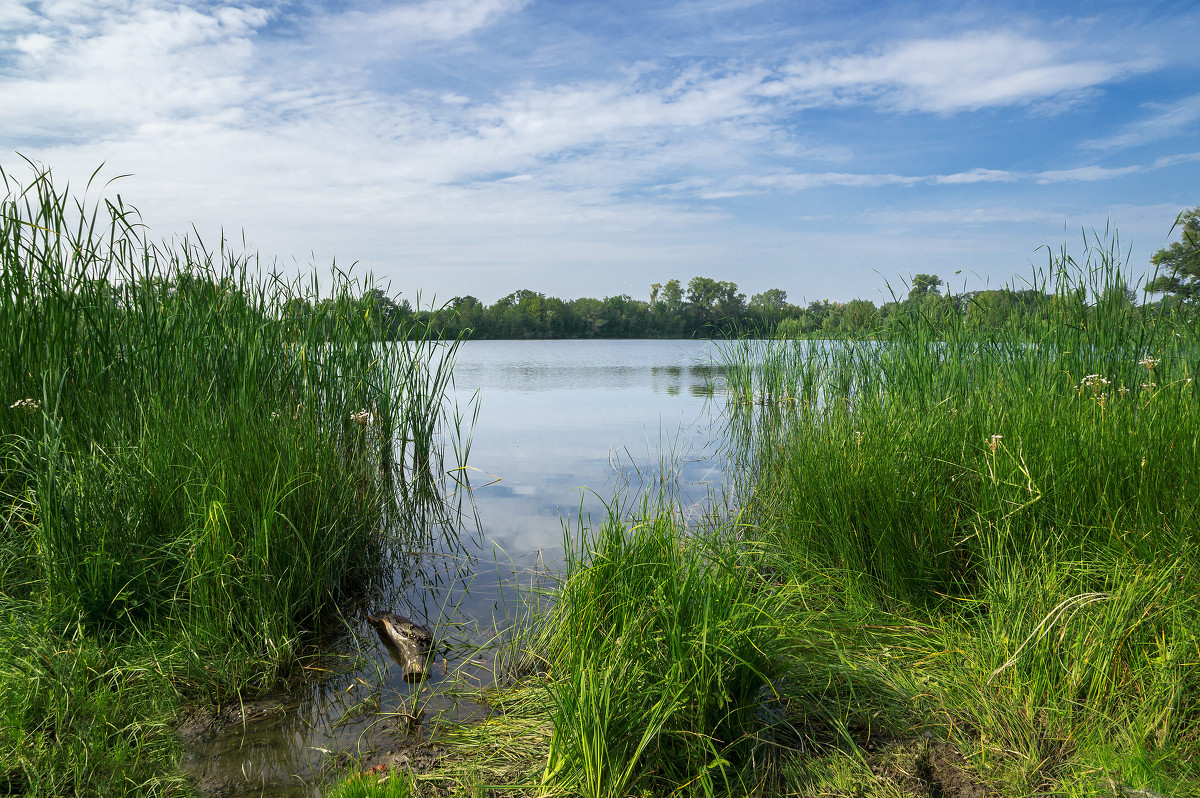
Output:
[{"xmin": 3, "ymin": 0, "xmax": 1198, "ymax": 306}]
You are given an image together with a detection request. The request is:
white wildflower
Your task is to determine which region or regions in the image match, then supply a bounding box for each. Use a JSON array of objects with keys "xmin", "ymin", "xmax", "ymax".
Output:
[{"xmin": 8, "ymin": 398, "xmax": 40, "ymax": 415}]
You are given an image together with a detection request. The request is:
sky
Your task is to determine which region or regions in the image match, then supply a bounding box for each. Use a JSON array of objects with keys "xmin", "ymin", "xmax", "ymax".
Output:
[{"xmin": 2, "ymin": 0, "xmax": 1199, "ymax": 307}]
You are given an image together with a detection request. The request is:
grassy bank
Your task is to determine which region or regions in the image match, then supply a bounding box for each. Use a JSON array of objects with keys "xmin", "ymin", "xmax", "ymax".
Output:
[
  {"xmin": 0, "ymin": 164, "xmax": 461, "ymax": 795},
  {"xmin": 374, "ymin": 234, "xmax": 1198, "ymax": 797}
]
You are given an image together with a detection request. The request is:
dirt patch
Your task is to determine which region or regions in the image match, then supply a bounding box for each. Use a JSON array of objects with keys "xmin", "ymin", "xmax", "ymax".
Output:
[
  {"xmin": 869, "ymin": 740, "xmax": 994, "ymax": 798},
  {"xmin": 364, "ymin": 743, "xmax": 443, "ymax": 777}
]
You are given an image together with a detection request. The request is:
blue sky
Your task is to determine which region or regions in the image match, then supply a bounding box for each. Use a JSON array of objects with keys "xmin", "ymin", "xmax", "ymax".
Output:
[{"xmin": 3, "ymin": 0, "xmax": 1198, "ymax": 306}]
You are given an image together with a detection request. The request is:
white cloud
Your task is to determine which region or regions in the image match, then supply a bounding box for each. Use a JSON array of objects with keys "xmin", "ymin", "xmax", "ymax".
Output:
[
  {"xmin": 323, "ymin": 0, "xmax": 530, "ymax": 49},
  {"xmin": 1083, "ymin": 93, "xmax": 1200, "ymax": 150},
  {"xmin": 701, "ymin": 159, "xmax": 1166, "ymax": 197},
  {"xmin": 934, "ymin": 168, "xmax": 1018, "ymax": 184},
  {"xmin": 782, "ymin": 31, "xmax": 1153, "ymax": 113},
  {"xmin": 1152, "ymin": 151, "xmax": 1200, "ymax": 168},
  {"xmin": 749, "ymin": 172, "xmax": 922, "ymax": 190},
  {"xmin": 1035, "ymin": 165, "xmax": 1142, "ymax": 183},
  {"xmin": 14, "ymin": 33, "xmax": 54, "ymax": 58},
  {"xmin": 867, "ymin": 206, "xmax": 1074, "ymax": 225},
  {"xmin": 0, "ymin": 2, "xmax": 268, "ymax": 138}
]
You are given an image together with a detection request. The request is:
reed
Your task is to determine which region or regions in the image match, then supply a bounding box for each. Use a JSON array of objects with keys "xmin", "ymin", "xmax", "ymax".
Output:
[
  {"xmin": 0, "ymin": 162, "xmax": 465, "ymax": 794},
  {"xmin": 716, "ymin": 229, "xmax": 1199, "ymax": 794}
]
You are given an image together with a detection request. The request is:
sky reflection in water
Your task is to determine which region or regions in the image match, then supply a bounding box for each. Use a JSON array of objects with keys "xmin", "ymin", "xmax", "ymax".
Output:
[{"xmin": 452, "ymin": 339, "xmax": 728, "ymax": 566}]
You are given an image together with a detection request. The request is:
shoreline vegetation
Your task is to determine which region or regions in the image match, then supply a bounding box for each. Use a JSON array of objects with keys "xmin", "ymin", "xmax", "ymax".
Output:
[
  {"xmin": 0, "ymin": 164, "xmax": 465, "ymax": 795},
  {"xmin": 2, "ymin": 163, "xmax": 1197, "ymax": 797}
]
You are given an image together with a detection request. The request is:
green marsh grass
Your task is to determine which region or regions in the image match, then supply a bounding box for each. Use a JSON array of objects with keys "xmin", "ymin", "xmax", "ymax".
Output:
[
  {"xmin": 718, "ymin": 231, "xmax": 1199, "ymax": 794},
  {"xmin": 0, "ymin": 163, "xmax": 465, "ymax": 795}
]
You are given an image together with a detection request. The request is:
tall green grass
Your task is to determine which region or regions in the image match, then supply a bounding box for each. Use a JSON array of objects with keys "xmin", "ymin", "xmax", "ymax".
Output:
[
  {"xmin": 0, "ymin": 162, "xmax": 464, "ymax": 795},
  {"xmin": 535, "ymin": 505, "xmax": 790, "ymax": 798},
  {"xmin": 718, "ymin": 231, "xmax": 1199, "ymax": 794}
]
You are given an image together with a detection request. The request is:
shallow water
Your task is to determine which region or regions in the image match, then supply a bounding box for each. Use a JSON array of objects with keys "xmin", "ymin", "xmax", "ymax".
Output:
[{"xmin": 180, "ymin": 339, "xmax": 731, "ymax": 796}]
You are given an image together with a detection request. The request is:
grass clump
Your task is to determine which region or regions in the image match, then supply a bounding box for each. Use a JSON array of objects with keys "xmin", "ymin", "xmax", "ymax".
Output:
[
  {"xmin": 0, "ymin": 162, "xmax": 462, "ymax": 794},
  {"xmin": 412, "ymin": 505, "xmax": 801, "ymax": 798},
  {"xmin": 325, "ymin": 770, "xmax": 414, "ymax": 798},
  {"xmin": 537, "ymin": 508, "xmax": 788, "ymax": 797}
]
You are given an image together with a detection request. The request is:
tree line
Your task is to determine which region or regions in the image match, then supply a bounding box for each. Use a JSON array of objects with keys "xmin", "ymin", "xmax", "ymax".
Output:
[
  {"xmin": 125, "ymin": 207, "xmax": 1200, "ymax": 341},
  {"xmin": 371, "ymin": 207, "xmax": 1199, "ymax": 340}
]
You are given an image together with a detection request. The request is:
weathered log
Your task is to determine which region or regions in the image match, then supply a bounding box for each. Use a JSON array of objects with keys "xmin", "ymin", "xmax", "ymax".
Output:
[{"xmin": 367, "ymin": 613, "xmax": 433, "ymax": 682}]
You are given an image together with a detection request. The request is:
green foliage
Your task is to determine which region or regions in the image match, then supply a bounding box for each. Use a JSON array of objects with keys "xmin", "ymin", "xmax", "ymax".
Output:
[
  {"xmin": 1146, "ymin": 207, "xmax": 1200, "ymax": 302},
  {"xmin": 908, "ymin": 272, "xmax": 943, "ymax": 298},
  {"xmin": 0, "ymin": 162, "xmax": 462, "ymax": 795},
  {"xmin": 0, "ymin": 609, "xmax": 187, "ymax": 796},
  {"xmin": 718, "ymin": 231, "xmax": 1200, "ymax": 794},
  {"xmin": 433, "ymin": 208, "xmax": 1200, "ymax": 342},
  {"xmin": 325, "ymin": 771, "xmax": 413, "ymax": 798},
  {"xmin": 538, "ymin": 507, "xmax": 788, "ymax": 798}
]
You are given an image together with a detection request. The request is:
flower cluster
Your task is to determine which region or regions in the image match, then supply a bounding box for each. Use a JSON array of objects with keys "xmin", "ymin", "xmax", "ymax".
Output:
[
  {"xmin": 8, "ymin": 398, "xmax": 40, "ymax": 415},
  {"xmin": 1139, "ymin": 356, "xmax": 1161, "ymax": 370},
  {"xmin": 351, "ymin": 408, "xmax": 373, "ymax": 426},
  {"xmin": 1080, "ymin": 374, "xmax": 1110, "ymax": 393},
  {"xmin": 988, "ymin": 434, "xmax": 1003, "ymax": 454}
]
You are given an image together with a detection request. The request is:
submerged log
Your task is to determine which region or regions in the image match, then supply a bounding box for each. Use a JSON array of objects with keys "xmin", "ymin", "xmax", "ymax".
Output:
[{"xmin": 367, "ymin": 613, "xmax": 434, "ymax": 682}]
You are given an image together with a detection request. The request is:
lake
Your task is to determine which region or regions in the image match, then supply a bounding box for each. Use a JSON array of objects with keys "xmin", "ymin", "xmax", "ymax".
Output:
[{"xmin": 181, "ymin": 338, "xmax": 734, "ymax": 796}]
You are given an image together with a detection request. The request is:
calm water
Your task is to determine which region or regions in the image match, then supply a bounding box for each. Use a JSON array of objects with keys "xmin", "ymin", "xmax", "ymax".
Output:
[
  {"xmin": 182, "ymin": 339, "xmax": 733, "ymax": 796},
  {"xmin": 454, "ymin": 339, "xmax": 728, "ymax": 564}
]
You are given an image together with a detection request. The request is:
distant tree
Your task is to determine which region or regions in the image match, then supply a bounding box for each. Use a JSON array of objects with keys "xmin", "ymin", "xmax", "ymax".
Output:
[
  {"xmin": 648, "ymin": 279, "xmax": 686, "ymax": 336},
  {"xmin": 750, "ymin": 288, "xmax": 788, "ymax": 313},
  {"xmin": 775, "ymin": 317, "xmax": 804, "ymax": 339},
  {"xmin": 659, "ymin": 279, "xmax": 684, "ymax": 314},
  {"xmin": 841, "ymin": 298, "xmax": 877, "ymax": 332},
  {"xmin": 749, "ymin": 288, "xmax": 789, "ymax": 333},
  {"xmin": 686, "ymin": 276, "xmax": 744, "ymax": 333},
  {"xmin": 493, "ymin": 289, "xmax": 553, "ymax": 337},
  {"xmin": 909, "ymin": 273, "xmax": 943, "ymax": 299},
  {"xmin": 1145, "ymin": 207, "xmax": 1200, "ymax": 303},
  {"xmin": 801, "ymin": 299, "xmax": 835, "ymax": 333},
  {"xmin": 686, "ymin": 276, "xmax": 723, "ymax": 314},
  {"xmin": 572, "ymin": 296, "xmax": 607, "ymax": 336}
]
